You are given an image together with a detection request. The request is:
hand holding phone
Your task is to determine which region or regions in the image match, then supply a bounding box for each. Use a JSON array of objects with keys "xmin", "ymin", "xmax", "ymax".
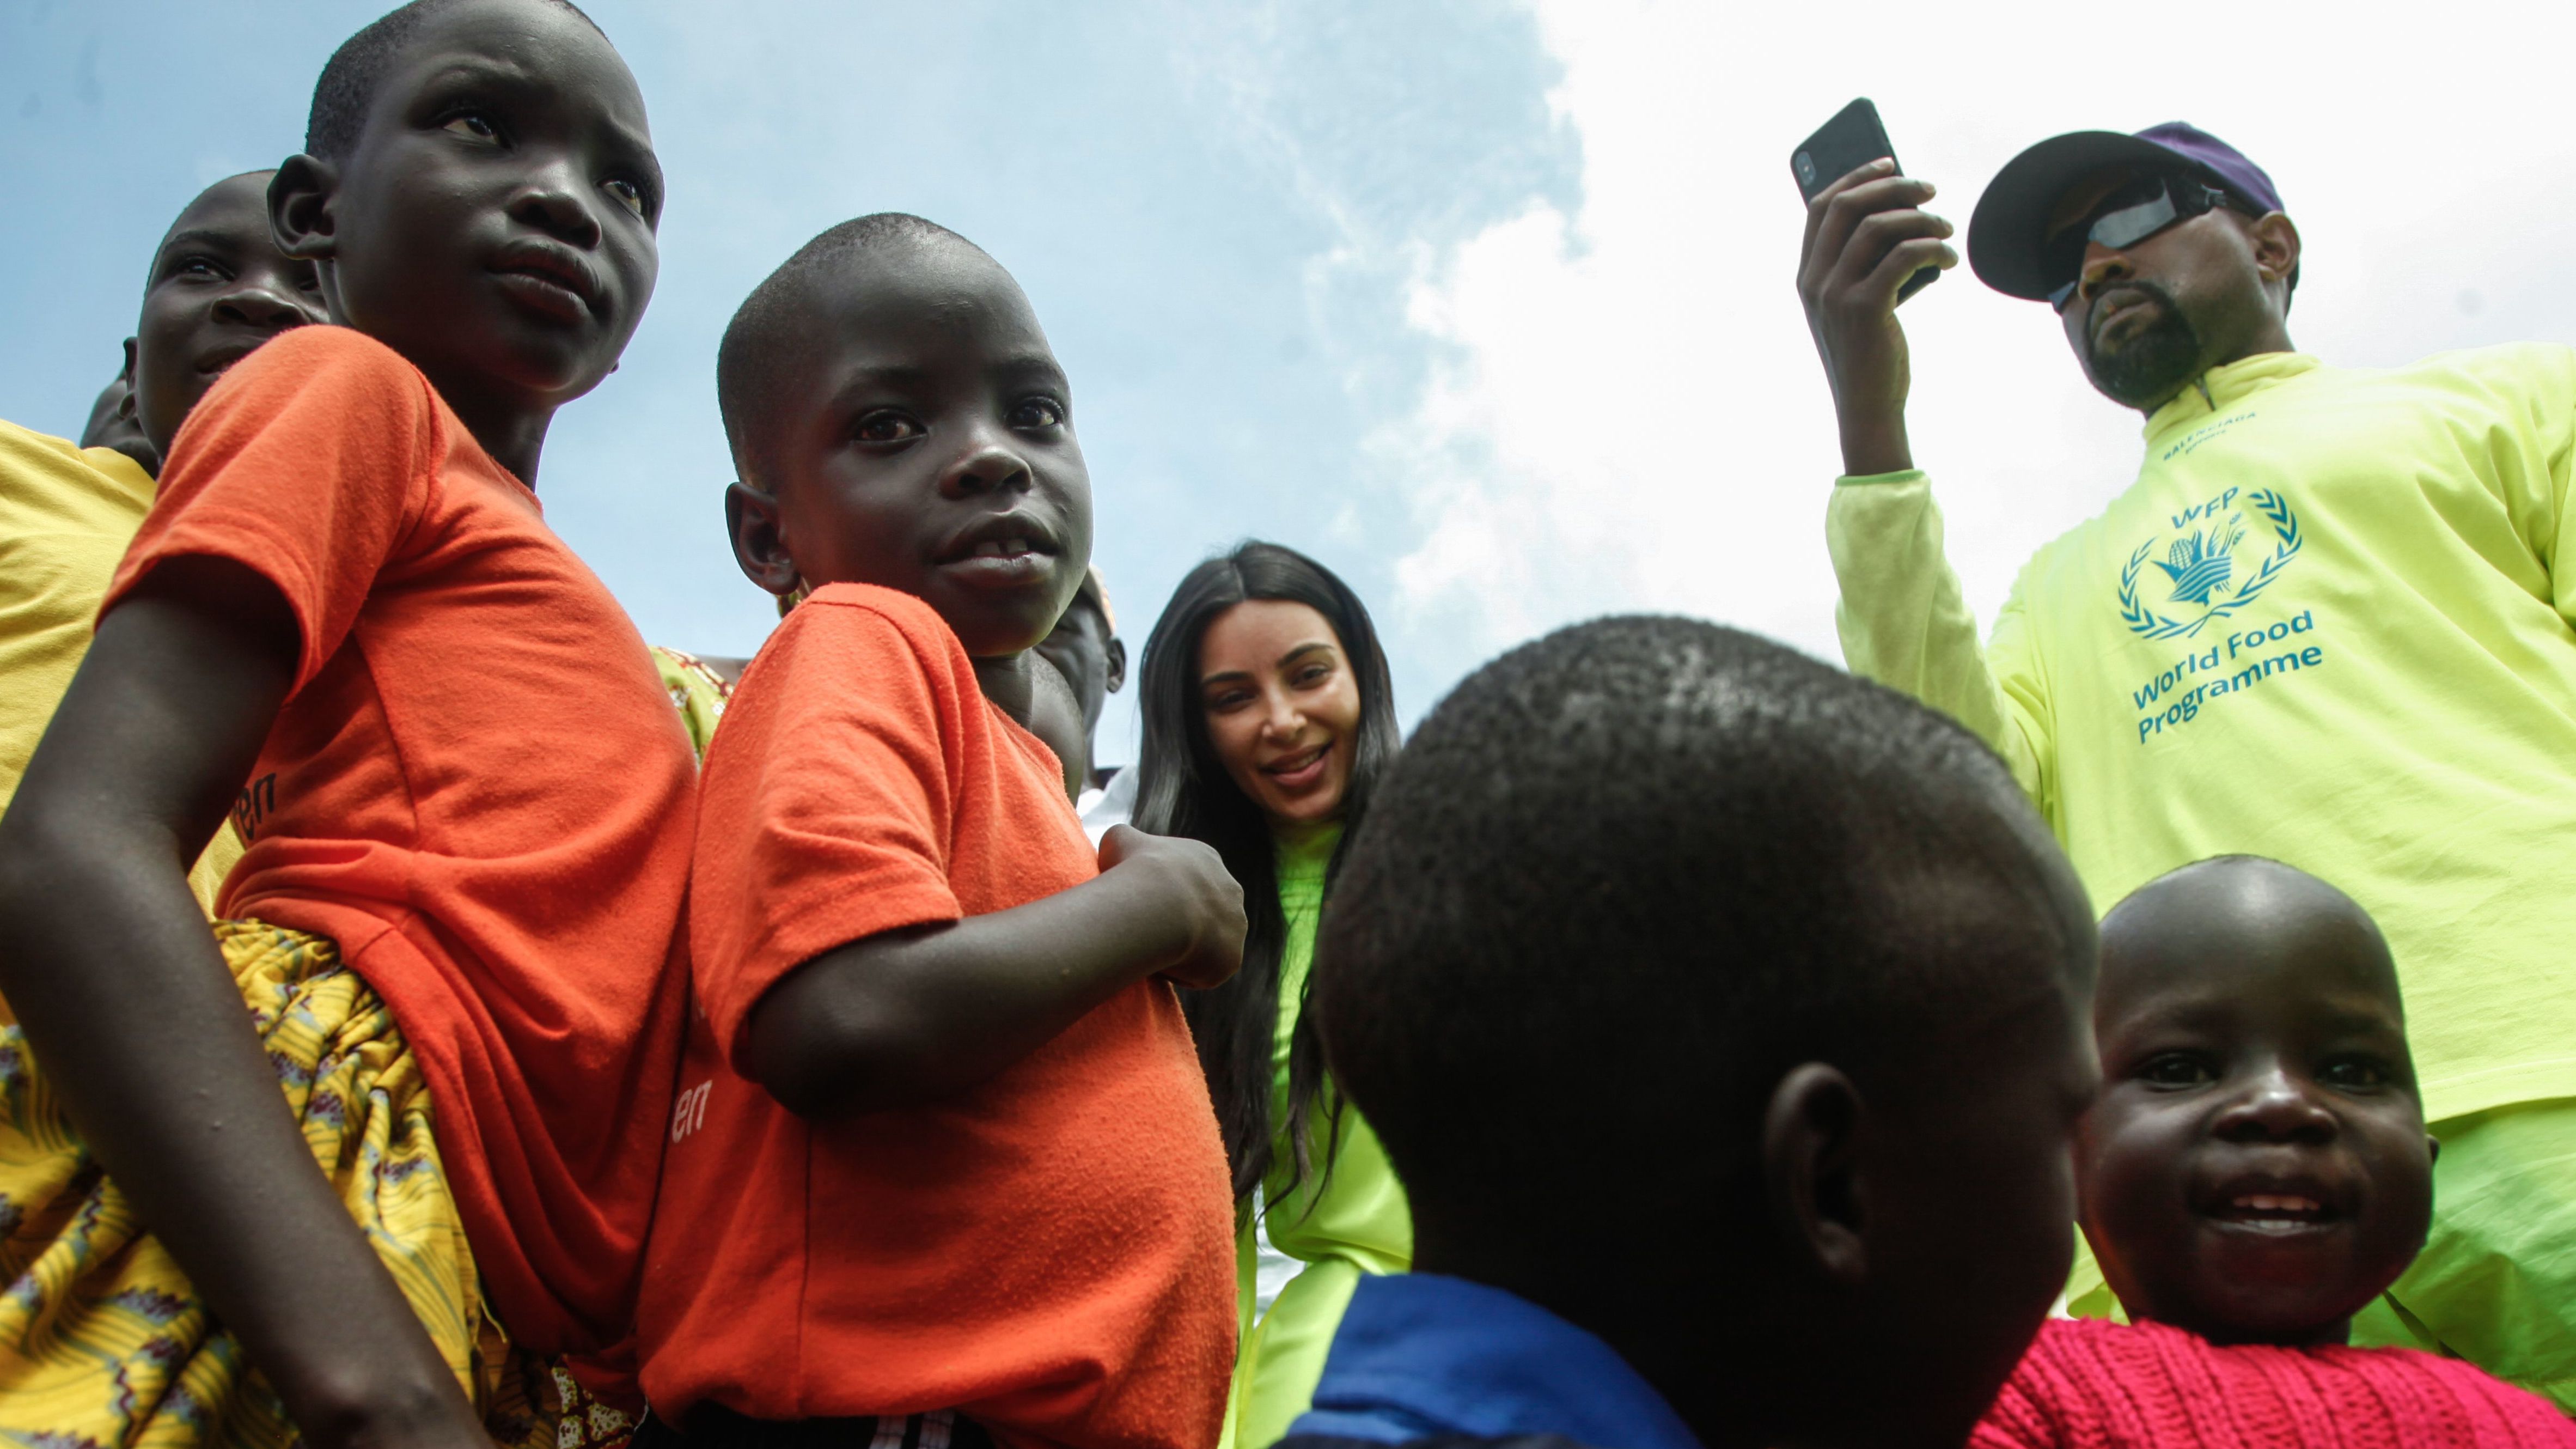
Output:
[
  {"xmin": 1792, "ymin": 97, "xmax": 1958, "ymax": 476},
  {"xmin": 1792, "ymin": 98, "xmax": 1938, "ymax": 301}
]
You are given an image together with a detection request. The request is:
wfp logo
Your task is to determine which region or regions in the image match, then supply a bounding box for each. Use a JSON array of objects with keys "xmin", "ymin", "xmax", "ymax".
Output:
[
  {"xmin": 2156, "ymin": 520, "xmax": 2241, "ymax": 605},
  {"xmin": 2118, "ymin": 485, "xmax": 2302, "ymax": 640}
]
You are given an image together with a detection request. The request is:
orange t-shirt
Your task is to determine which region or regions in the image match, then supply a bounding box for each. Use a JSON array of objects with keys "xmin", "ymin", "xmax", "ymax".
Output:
[
  {"xmin": 104, "ymin": 325, "xmax": 697, "ymax": 1366},
  {"xmin": 639, "ymin": 583, "xmax": 1235, "ymax": 1449}
]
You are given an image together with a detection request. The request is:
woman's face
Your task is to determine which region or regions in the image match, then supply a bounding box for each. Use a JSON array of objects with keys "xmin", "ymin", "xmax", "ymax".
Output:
[{"xmin": 1197, "ymin": 599, "xmax": 1364, "ymax": 832}]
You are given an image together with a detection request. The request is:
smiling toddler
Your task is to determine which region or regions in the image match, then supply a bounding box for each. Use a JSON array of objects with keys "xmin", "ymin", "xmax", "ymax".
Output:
[{"xmin": 1974, "ymin": 856, "xmax": 2574, "ymax": 1448}]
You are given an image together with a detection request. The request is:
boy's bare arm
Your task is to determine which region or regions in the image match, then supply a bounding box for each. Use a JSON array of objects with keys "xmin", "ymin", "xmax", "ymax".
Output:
[
  {"xmin": 745, "ymin": 824, "xmax": 1246, "ymax": 1119},
  {"xmin": 0, "ymin": 558, "xmax": 485, "ymax": 1449}
]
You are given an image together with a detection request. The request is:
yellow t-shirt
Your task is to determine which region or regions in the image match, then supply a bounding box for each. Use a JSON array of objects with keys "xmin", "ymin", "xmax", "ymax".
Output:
[
  {"xmin": 1, "ymin": 419, "xmax": 242, "ymax": 915},
  {"xmin": 1830, "ymin": 346, "xmax": 2576, "ymax": 1123}
]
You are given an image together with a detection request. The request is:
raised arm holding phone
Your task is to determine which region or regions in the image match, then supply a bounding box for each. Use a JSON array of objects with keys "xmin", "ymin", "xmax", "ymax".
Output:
[
  {"xmin": 1791, "ymin": 115, "xmax": 2576, "ymax": 1409},
  {"xmin": 1791, "ymin": 99, "xmax": 1958, "ymax": 477},
  {"xmin": 1796, "ymin": 151, "xmax": 1951, "ymax": 477}
]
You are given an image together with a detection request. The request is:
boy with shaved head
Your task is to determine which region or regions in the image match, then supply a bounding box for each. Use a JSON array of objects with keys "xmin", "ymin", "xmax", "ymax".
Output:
[
  {"xmin": 1800, "ymin": 121, "xmax": 2576, "ymax": 1404},
  {"xmin": 638, "ymin": 215, "xmax": 1238, "ymax": 1449},
  {"xmin": 0, "ymin": 1, "xmax": 689, "ymax": 1444}
]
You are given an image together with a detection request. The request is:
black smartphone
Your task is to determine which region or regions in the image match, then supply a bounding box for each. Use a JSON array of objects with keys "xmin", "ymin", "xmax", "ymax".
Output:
[{"xmin": 1792, "ymin": 97, "xmax": 1938, "ymax": 301}]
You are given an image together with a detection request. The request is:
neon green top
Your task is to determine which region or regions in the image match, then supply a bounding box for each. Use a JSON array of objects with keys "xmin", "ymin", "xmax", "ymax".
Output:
[
  {"xmin": 1219, "ymin": 822, "xmax": 1413, "ymax": 1449},
  {"xmin": 1829, "ymin": 346, "xmax": 2576, "ymax": 1124}
]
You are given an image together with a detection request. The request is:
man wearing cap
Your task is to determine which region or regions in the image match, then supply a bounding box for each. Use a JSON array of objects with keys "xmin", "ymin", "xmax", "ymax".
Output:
[{"xmin": 1796, "ymin": 123, "xmax": 2576, "ymax": 1403}]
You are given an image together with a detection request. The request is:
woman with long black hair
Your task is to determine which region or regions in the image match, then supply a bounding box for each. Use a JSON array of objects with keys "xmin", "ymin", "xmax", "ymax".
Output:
[{"xmin": 1134, "ymin": 541, "xmax": 1412, "ymax": 1449}]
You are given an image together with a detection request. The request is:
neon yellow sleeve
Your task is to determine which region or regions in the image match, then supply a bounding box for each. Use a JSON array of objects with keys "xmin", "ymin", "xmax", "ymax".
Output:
[
  {"xmin": 2470, "ymin": 342, "xmax": 2576, "ymax": 630},
  {"xmin": 2540, "ymin": 356, "xmax": 2574, "ymax": 631},
  {"xmin": 1827, "ymin": 471, "xmax": 2055, "ymax": 812}
]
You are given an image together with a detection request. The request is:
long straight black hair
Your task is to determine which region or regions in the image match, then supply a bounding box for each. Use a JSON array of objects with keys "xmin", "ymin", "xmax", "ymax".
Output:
[{"xmin": 1134, "ymin": 541, "xmax": 1400, "ymax": 1202}]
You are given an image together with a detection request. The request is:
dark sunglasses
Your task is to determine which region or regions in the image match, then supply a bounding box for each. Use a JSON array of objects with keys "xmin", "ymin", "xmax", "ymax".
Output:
[{"xmin": 2045, "ymin": 173, "xmax": 2250, "ymax": 312}]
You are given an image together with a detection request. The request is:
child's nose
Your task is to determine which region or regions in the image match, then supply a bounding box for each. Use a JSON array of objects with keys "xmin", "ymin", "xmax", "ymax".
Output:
[
  {"xmin": 941, "ymin": 443, "xmax": 1032, "ymax": 498},
  {"xmin": 507, "ymin": 162, "xmax": 605, "ymax": 251},
  {"xmin": 2212, "ymin": 1066, "xmax": 2338, "ymax": 1145},
  {"xmin": 213, "ymin": 282, "xmax": 319, "ymax": 333}
]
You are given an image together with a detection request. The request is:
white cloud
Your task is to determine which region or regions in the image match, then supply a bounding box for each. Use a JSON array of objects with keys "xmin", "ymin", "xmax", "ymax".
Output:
[{"xmin": 1377, "ymin": 0, "xmax": 2576, "ymax": 673}]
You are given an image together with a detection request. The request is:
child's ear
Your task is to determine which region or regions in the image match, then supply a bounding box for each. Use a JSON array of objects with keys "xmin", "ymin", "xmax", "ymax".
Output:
[
  {"xmin": 1763, "ymin": 1062, "xmax": 1868, "ymax": 1286},
  {"xmin": 2427, "ymin": 1133, "xmax": 2441, "ymax": 1166},
  {"xmin": 268, "ymin": 154, "xmax": 340, "ymax": 264},
  {"xmin": 115, "ymin": 338, "xmax": 138, "ymax": 418},
  {"xmin": 1104, "ymin": 636, "xmax": 1128, "ymax": 694},
  {"xmin": 727, "ymin": 481, "xmax": 801, "ymax": 599}
]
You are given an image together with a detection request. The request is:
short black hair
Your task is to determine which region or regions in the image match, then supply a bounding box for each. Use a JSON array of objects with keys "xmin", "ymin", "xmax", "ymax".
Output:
[
  {"xmin": 1314, "ymin": 616, "xmax": 2079, "ymax": 1256},
  {"xmin": 306, "ymin": 0, "xmax": 605, "ymax": 161},
  {"xmin": 716, "ymin": 212, "xmax": 986, "ymax": 490}
]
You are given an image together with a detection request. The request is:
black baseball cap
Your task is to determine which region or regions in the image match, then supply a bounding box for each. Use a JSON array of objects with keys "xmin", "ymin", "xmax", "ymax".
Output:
[{"xmin": 1968, "ymin": 122, "xmax": 2287, "ymax": 302}]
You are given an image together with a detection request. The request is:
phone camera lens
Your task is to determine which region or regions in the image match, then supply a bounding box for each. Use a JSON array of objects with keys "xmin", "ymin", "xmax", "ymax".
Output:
[{"xmin": 1794, "ymin": 151, "xmax": 1817, "ymax": 186}]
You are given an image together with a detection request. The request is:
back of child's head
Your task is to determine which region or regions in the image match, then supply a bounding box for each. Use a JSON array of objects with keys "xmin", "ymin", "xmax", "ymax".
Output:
[
  {"xmin": 2081, "ymin": 855, "xmax": 2433, "ymax": 1347},
  {"xmin": 80, "ymin": 357, "xmax": 157, "ymax": 474},
  {"xmin": 1313, "ymin": 615, "xmax": 2098, "ymax": 1449},
  {"xmin": 716, "ymin": 215, "xmax": 1090, "ymax": 660}
]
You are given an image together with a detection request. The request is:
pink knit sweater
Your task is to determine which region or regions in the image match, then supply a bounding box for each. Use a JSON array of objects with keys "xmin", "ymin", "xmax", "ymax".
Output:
[{"xmin": 1974, "ymin": 1317, "xmax": 2574, "ymax": 1449}]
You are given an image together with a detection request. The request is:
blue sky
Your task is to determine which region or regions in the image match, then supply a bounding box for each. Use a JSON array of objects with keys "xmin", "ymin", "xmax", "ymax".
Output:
[
  {"xmin": 9, "ymin": 1, "xmax": 2573, "ymax": 763},
  {"xmin": 0, "ymin": 0, "xmax": 1574, "ymax": 760}
]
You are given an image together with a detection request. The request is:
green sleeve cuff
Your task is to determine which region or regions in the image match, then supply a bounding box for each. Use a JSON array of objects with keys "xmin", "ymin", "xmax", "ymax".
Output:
[{"xmin": 1834, "ymin": 468, "xmax": 1928, "ymax": 488}]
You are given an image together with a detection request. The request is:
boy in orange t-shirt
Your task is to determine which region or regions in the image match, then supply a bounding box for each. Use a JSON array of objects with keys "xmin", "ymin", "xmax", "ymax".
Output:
[
  {"xmin": 0, "ymin": 2, "xmax": 692, "ymax": 1445},
  {"xmin": 637, "ymin": 214, "xmax": 1243, "ymax": 1449}
]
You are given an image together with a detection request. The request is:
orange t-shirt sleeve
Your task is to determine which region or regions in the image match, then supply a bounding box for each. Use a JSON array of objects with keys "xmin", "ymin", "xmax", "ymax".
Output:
[
  {"xmin": 692, "ymin": 598, "xmax": 975, "ymax": 1071},
  {"xmin": 104, "ymin": 327, "xmax": 439, "ymax": 693}
]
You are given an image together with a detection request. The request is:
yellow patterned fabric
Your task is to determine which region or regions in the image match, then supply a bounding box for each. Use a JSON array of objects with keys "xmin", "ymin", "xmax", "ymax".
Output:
[
  {"xmin": 650, "ymin": 644, "xmax": 732, "ymax": 762},
  {"xmin": 0, "ymin": 920, "xmax": 631, "ymax": 1448}
]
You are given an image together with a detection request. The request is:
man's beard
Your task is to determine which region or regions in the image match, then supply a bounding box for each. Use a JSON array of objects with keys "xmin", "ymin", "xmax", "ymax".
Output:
[{"xmin": 2085, "ymin": 281, "xmax": 2205, "ymax": 409}]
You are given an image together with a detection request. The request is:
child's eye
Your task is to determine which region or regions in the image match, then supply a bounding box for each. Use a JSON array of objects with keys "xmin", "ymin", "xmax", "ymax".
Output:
[
  {"xmin": 176, "ymin": 257, "xmax": 227, "ymax": 282},
  {"xmin": 442, "ymin": 111, "xmax": 501, "ymax": 143},
  {"xmin": 603, "ymin": 178, "xmax": 649, "ymax": 220},
  {"xmin": 293, "ymin": 264, "xmax": 325, "ymax": 295},
  {"xmin": 2137, "ymin": 1052, "xmax": 2214, "ymax": 1088},
  {"xmin": 2318, "ymin": 1057, "xmax": 2391, "ymax": 1090},
  {"xmin": 854, "ymin": 412, "xmax": 924, "ymax": 444},
  {"xmin": 1009, "ymin": 398, "xmax": 1066, "ymax": 430}
]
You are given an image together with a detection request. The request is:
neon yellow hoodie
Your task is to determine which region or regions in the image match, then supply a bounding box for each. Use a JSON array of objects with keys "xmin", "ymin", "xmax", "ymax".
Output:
[{"xmin": 1831, "ymin": 346, "xmax": 2576, "ymax": 1122}]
